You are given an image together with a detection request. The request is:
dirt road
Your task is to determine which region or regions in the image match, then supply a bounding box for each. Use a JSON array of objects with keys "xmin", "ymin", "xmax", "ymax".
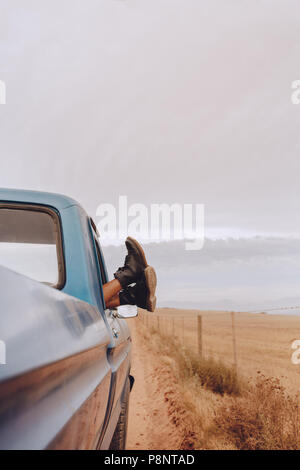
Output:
[{"xmin": 127, "ymin": 320, "xmax": 187, "ymax": 450}]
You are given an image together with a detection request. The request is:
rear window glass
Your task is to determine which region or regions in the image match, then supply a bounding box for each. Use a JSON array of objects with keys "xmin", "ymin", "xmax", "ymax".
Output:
[{"xmin": 0, "ymin": 205, "xmax": 64, "ymax": 287}]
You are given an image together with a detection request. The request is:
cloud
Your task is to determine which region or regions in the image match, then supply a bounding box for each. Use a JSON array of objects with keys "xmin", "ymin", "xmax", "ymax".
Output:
[
  {"xmin": 0, "ymin": 1, "xmax": 300, "ymax": 234},
  {"xmin": 102, "ymin": 237, "xmax": 300, "ymax": 310},
  {"xmin": 1, "ymin": 1, "xmax": 300, "ymax": 310}
]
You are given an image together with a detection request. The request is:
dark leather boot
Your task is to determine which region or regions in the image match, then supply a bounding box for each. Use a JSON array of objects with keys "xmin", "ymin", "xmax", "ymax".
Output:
[
  {"xmin": 119, "ymin": 266, "xmax": 157, "ymax": 312},
  {"xmin": 114, "ymin": 237, "xmax": 148, "ymax": 288}
]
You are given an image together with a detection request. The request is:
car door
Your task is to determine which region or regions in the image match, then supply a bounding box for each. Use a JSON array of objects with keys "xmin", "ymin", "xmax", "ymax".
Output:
[
  {"xmin": 0, "ymin": 204, "xmax": 113, "ymax": 450},
  {"xmin": 0, "ymin": 267, "xmax": 113, "ymax": 450},
  {"xmin": 90, "ymin": 228, "xmax": 132, "ymax": 447}
]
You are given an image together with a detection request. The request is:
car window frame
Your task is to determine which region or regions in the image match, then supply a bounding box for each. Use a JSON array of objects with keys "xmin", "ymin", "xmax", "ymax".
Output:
[
  {"xmin": 0, "ymin": 202, "xmax": 66, "ymax": 290},
  {"xmin": 89, "ymin": 218, "xmax": 109, "ymax": 309}
]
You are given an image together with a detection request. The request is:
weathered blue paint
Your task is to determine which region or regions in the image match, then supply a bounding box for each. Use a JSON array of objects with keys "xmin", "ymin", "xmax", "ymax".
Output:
[
  {"xmin": 0, "ymin": 266, "xmax": 109, "ymax": 382},
  {"xmin": 0, "ymin": 188, "xmax": 104, "ymax": 310},
  {"xmin": 0, "ymin": 188, "xmax": 133, "ymax": 450},
  {"xmin": 0, "ymin": 188, "xmax": 80, "ymax": 211},
  {"xmin": 0, "ymin": 266, "xmax": 112, "ymax": 449}
]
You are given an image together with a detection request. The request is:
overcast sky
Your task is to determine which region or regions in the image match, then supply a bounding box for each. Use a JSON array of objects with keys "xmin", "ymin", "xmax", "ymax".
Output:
[{"xmin": 1, "ymin": 1, "xmax": 300, "ymax": 309}]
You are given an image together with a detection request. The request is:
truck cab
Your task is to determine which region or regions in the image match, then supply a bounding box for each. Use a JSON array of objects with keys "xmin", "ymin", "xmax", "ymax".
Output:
[{"xmin": 0, "ymin": 188, "xmax": 134, "ymax": 450}]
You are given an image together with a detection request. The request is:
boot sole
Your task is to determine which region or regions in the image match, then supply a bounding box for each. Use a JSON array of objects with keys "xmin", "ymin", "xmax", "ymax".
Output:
[
  {"xmin": 126, "ymin": 236, "xmax": 148, "ymax": 269},
  {"xmin": 144, "ymin": 266, "xmax": 157, "ymax": 312}
]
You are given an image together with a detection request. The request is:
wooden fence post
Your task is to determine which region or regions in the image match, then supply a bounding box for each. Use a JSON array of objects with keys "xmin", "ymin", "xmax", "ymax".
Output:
[{"xmin": 197, "ymin": 315, "xmax": 202, "ymax": 358}]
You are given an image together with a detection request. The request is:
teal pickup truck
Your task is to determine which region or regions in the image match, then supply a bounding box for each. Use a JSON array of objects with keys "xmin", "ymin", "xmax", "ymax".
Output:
[{"xmin": 0, "ymin": 189, "xmax": 136, "ymax": 450}]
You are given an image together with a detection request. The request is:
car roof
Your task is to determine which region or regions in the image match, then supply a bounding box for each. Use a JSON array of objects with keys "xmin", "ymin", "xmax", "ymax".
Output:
[{"xmin": 0, "ymin": 188, "xmax": 81, "ymax": 211}]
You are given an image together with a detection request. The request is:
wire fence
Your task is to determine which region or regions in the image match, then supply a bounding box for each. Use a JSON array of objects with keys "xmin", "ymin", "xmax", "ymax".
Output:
[
  {"xmin": 138, "ymin": 309, "xmax": 300, "ymax": 391},
  {"xmin": 139, "ymin": 310, "xmax": 239, "ymax": 371}
]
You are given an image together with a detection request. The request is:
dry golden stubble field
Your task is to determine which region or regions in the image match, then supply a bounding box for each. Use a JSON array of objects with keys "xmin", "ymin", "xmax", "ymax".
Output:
[{"xmin": 142, "ymin": 308, "xmax": 300, "ymax": 394}]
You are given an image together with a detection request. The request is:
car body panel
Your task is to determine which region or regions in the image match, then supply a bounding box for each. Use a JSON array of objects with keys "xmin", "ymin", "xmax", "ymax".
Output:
[
  {"xmin": 0, "ymin": 188, "xmax": 105, "ymax": 308},
  {"xmin": 0, "ymin": 188, "xmax": 134, "ymax": 449},
  {"xmin": 0, "ymin": 267, "xmax": 112, "ymax": 450}
]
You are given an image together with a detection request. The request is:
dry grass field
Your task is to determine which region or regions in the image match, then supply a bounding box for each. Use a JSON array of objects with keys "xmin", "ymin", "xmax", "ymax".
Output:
[
  {"xmin": 133, "ymin": 311, "xmax": 300, "ymax": 449},
  {"xmin": 142, "ymin": 308, "xmax": 300, "ymax": 394}
]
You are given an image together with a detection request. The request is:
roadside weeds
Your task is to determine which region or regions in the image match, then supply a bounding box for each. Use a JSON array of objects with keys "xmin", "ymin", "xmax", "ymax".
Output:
[{"xmin": 137, "ymin": 315, "xmax": 300, "ymax": 450}]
